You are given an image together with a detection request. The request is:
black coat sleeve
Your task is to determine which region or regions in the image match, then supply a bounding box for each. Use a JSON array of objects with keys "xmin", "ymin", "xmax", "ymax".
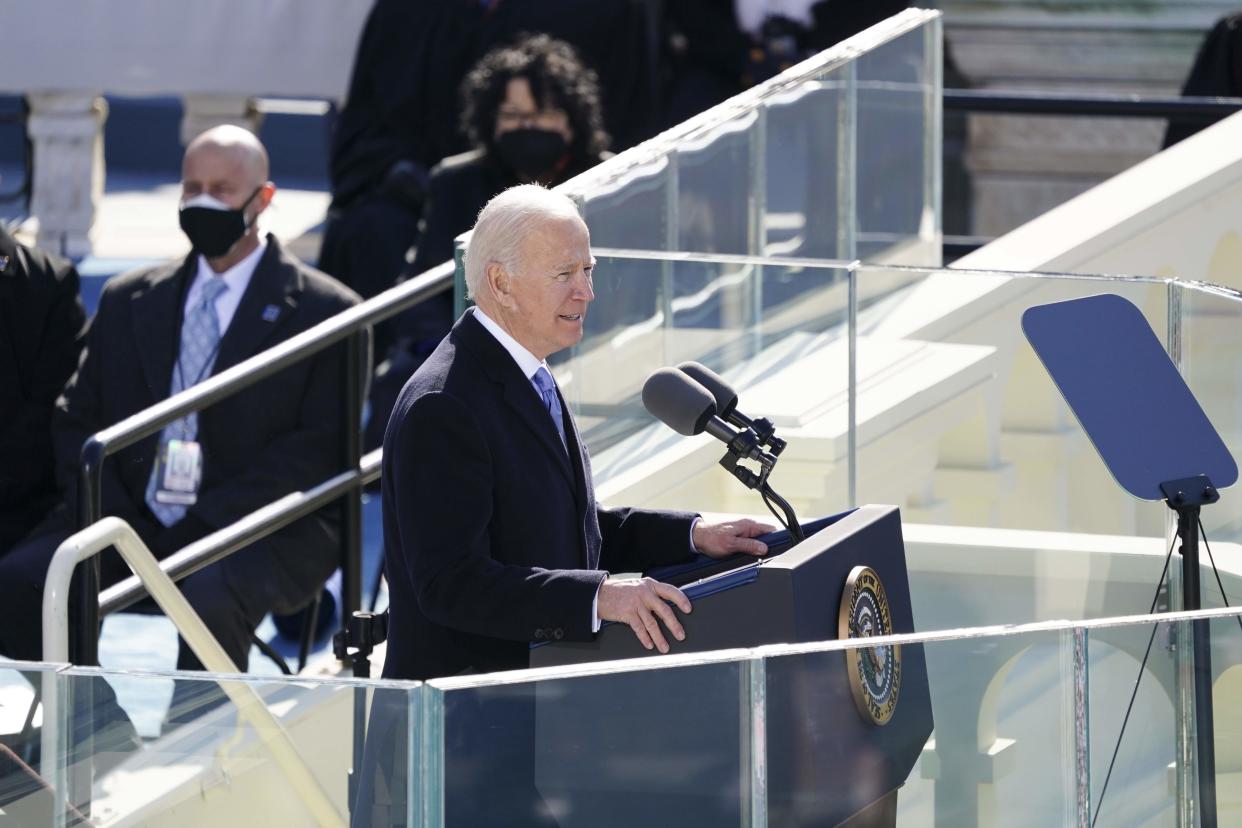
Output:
[
  {"xmin": 0, "ymin": 249, "xmax": 86, "ymax": 506},
  {"xmin": 53, "ymin": 280, "xmax": 148, "ymax": 526},
  {"xmin": 597, "ymin": 505, "xmax": 698, "ymax": 575}
]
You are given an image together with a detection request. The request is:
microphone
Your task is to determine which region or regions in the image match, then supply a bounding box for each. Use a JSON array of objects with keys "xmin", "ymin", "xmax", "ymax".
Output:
[
  {"xmin": 676, "ymin": 361, "xmax": 786, "ymax": 455},
  {"xmin": 676, "ymin": 361, "xmax": 739, "ymax": 421},
  {"xmin": 641, "ymin": 368, "xmax": 716, "ymax": 437},
  {"xmin": 641, "ymin": 369, "xmax": 769, "ymax": 463}
]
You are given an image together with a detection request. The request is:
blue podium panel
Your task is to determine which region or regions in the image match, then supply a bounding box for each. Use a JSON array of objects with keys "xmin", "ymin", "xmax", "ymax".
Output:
[
  {"xmin": 531, "ymin": 505, "xmax": 932, "ymax": 828},
  {"xmin": 1022, "ymin": 294, "xmax": 1237, "ymax": 500}
]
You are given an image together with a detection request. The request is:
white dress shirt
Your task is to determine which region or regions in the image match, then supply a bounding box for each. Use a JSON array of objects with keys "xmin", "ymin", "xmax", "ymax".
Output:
[{"xmin": 183, "ymin": 237, "xmax": 267, "ymax": 337}]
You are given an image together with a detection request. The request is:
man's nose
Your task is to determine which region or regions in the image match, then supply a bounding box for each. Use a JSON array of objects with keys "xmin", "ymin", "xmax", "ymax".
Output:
[{"xmin": 573, "ymin": 271, "xmax": 594, "ymax": 301}]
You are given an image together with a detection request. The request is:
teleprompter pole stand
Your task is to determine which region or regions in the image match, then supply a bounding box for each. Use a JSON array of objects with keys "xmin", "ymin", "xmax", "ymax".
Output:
[{"xmin": 1160, "ymin": 474, "xmax": 1220, "ymax": 828}]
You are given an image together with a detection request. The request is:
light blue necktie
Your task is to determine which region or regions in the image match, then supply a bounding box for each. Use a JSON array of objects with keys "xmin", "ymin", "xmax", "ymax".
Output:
[
  {"xmin": 532, "ymin": 366, "xmax": 567, "ymax": 450},
  {"xmin": 145, "ymin": 277, "xmax": 229, "ymax": 526}
]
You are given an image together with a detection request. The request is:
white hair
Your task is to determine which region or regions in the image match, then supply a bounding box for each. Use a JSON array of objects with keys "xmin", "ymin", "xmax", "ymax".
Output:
[{"xmin": 462, "ymin": 184, "xmax": 582, "ymax": 299}]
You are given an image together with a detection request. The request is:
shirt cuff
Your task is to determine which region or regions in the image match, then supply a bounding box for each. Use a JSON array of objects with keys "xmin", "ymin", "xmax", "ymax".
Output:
[
  {"xmin": 689, "ymin": 516, "xmax": 701, "ymax": 552},
  {"xmin": 591, "ymin": 581, "xmax": 602, "ymax": 633}
]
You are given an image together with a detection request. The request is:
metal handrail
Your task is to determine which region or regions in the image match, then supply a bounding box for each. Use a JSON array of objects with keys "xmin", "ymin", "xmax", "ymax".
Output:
[
  {"xmin": 100, "ymin": 449, "xmax": 383, "ymax": 615},
  {"xmin": 72, "ymin": 259, "xmax": 455, "ymax": 664},
  {"xmin": 43, "ymin": 517, "xmax": 345, "ymax": 828},
  {"xmin": 943, "ymin": 89, "xmax": 1242, "ymax": 120}
]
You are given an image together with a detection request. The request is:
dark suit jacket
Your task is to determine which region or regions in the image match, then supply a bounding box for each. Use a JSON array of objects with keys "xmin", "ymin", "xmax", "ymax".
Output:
[
  {"xmin": 381, "ymin": 308, "xmax": 696, "ymax": 681},
  {"xmin": 0, "ymin": 227, "xmax": 87, "ymax": 549},
  {"xmin": 53, "ymin": 235, "xmax": 363, "ymax": 594}
]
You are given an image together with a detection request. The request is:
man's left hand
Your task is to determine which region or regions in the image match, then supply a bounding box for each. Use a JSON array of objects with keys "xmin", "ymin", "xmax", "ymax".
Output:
[{"xmin": 693, "ymin": 518, "xmax": 778, "ymax": 559}]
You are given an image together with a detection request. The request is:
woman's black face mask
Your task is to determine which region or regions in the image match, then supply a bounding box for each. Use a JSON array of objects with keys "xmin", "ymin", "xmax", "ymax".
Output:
[{"xmin": 494, "ymin": 129, "xmax": 570, "ymax": 181}]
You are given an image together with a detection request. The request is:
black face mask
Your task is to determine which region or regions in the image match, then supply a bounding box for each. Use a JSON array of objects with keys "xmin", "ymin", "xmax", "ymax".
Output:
[
  {"xmin": 179, "ymin": 188, "xmax": 260, "ymax": 258},
  {"xmin": 494, "ymin": 129, "xmax": 570, "ymax": 181}
]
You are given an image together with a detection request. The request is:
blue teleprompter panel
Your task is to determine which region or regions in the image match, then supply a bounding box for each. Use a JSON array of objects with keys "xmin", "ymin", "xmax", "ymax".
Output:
[{"xmin": 1022, "ymin": 293, "xmax": 1237, "ymax": 501}]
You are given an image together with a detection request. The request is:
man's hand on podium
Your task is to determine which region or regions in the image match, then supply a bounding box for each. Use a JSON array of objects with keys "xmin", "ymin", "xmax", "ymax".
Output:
[
  {"xmin": 692, "ymin": 518, "xmax": 776, "ymax": 559},
  {"xmin": 598, "ymin": 577, "xmax": 692, "ymax": 654}
]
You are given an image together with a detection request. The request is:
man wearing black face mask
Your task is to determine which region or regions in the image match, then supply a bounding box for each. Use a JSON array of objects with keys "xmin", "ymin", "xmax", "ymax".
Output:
[
  {"xmin": 365, "ymin": 34, "xmax": 610, "ymax": 451},
  {"xmin": 0, "ymin": 126, "xmax": 363, "ymax": 742}
]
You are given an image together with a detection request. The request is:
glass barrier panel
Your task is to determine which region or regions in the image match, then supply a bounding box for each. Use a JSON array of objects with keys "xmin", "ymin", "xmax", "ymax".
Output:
[
  {"xmin": 0, "ymin": 663, "xmax": 68, "ymax": 826},
  {"xmin": 1086, "ymin": 616, "xmax": 1180, "ymax": 826},
  {"xmin": 1206, "ymin": 613, "xmax": 1242, "ymax": 824},
  {"xmin": 851, "ymin": 267, "xmax": 1171, "ymax": 537},
  {"xmin": 1177, "ymin": 283, "xmax": 1242, "ymax": 543},
  {"xmin": 578, "ymin": 157, "xmax": 674, "ymax": 252},
  {"xmin": 36, "ymin": 667, "xmax": 418, "ymax": 828},
  {"xmin": 557, "ymin": 11, "xmax": 939, "ymax": 261},
  {"xmin": 430, "ymin": 658, "xmax": 752, "ymax": 827},
  {"xmin": 854, "ymin": 25, "xmax": 939, "ymax": 267},
  {"xmin": 762, "ymin": 65, "xmax": 850, "ymax": 260},
  {"xmin": 763, "ymin": 629, "xmax": 1075, "ymax": 826},
  {"xmin": 566, "ymin": 254, "xmax": 851, "ymax": 518}
]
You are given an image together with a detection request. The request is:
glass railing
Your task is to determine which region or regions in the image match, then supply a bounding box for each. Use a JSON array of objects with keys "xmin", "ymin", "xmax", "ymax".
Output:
[
  {"xmin": 555, "ymin": 9, "xmax": 940, "ymax": 267},
  {"xmin": 8, "ymin": 605, "xmax": 1242, "ymax": 825},
  {"xmin": 446, "ymin": 8, "xmax": 942, "ymax": 307},
  {"xmin": 571, "ymin": 256, "xmax": 1242, "ymax": 539},
  {"xmin": 0, "ymin": 662, "xmax": 419, "ymax": 828}
]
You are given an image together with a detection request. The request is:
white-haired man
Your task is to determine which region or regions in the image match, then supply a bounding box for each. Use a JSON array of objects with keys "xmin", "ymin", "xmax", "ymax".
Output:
[{"xmin": 380, "ymin": 184, "xmax": 772, "ymax": 686}]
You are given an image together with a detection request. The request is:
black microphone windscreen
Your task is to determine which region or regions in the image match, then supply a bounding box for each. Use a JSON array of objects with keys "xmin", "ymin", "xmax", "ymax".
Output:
[
  {"xmin": 642, "ymin": 368, "xmax": 717, "ymax": 436},
  {"xmin": 677, "ymin": 361, "xmax": 738, "ymax": 419}
]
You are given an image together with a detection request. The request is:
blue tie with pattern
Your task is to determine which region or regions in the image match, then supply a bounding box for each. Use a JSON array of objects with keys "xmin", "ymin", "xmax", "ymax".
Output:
[
  {"xmin": 145, "ymin": 277, "xmax": 229, "ymax": 525},
  {"xmin": 532, "ymin": 366, "xmax": 567, "ymax": 450}
]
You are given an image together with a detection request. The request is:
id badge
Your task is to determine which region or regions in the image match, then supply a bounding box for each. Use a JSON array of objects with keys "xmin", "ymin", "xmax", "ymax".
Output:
[{"xmin": 154, "ymin": 439, "xmax": 203, "ymax": 505}]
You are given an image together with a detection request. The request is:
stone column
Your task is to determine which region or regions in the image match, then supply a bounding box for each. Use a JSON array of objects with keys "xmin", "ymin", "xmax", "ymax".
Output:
[
  {"xmin": 180, "ymin": 95, "xmax": 263, "ymax": 146},
  {"xmin": 26, "ymin": 93, "xmax": 108, "ymax": 258}
]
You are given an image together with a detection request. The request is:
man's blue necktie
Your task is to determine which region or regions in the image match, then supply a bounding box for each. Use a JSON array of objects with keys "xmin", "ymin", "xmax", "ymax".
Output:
[
  {"xmin": 144, "ymin": 277, "xmax": 229, "ymax": 525},
  {"xmin": 532, "ymin": 366, "xmax": 567, "ymax": 450}
]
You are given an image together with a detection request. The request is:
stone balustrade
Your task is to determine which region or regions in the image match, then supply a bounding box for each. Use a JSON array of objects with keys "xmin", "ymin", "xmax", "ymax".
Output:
[{"xmin": 0, "ymin": 1, "xmax": 371, "ymax": 256}]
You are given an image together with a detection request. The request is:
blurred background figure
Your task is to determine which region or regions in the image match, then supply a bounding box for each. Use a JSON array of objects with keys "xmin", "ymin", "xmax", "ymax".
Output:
[
  {"xmin": 0, "ymin": 222, "xmax": 86, "ymax": 551},
  {"xmin": 662, "ymin": 0, "xmax": 910, "ymax": 125},
  {"xmin": 364, "ymin": 34, "xmax": 612, "ymax": 451},
  {"xmin": 1164, "ymin": 11, "xmax": 1242, "ymax": 148}
]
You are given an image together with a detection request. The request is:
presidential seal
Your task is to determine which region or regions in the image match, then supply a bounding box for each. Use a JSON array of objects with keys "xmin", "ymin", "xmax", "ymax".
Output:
[{"xmin": 838, "ymin": 565, "xmax": 901, "ymax": 726}]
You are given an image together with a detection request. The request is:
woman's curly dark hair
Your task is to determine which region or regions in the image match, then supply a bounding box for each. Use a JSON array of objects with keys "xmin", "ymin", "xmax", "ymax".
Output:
[{"xmin": 461, "ymin": 34, "xmax": 610, "ymax": 160}]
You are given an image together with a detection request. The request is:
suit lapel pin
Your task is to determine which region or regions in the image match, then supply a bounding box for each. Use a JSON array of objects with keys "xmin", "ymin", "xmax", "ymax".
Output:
[
  {"xmin": 261, "ymin": 304, "xmax": 281, "ymax": 322},
  {"xmin": 0, "ymin": 255, "xmax": 9, "ymax": 274}
]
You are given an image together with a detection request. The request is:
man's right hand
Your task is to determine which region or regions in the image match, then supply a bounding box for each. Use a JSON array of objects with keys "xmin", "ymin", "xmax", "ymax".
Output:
[{"xmin": 597, "ymin": 577, "xmax": 692, "ymax": 654}]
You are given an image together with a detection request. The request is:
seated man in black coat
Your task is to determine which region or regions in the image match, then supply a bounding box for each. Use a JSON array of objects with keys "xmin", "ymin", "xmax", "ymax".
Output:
[
  {"xmin": 0, "ymin": 127, "xmax": 363, "ymax": 725},
  {"xmin": 0, "ymin": 225, "xmax": 87, "ymax": 551}
]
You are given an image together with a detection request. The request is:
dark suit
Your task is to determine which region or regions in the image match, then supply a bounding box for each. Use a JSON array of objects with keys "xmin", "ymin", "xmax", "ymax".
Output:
[
  {"xmin": 0, "ymin": 235, "xmax": 363, "ymax": 676},
  {"xmin": 359, "ymin": 308, "xmax": 694, "ymax": 826},
  {"xmin": 0, "ymin": 227, "xmax": 87, "ymax": 550},
  {"xmin": 381, "ymin": 308, "xmax": 696, "ymax": 682}
]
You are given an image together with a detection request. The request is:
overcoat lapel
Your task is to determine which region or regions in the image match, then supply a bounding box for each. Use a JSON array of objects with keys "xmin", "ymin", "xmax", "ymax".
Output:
[
  {"xmin": 130, "ymin": 257, "xmax": 193, "ymax": 398},
  {"xmin": 456, "ymin": 310, "xmax": 576, "ymax": 488},
  {"xmin": 214, "ymin": 238, "xmax": 300, "ymax": 373}
]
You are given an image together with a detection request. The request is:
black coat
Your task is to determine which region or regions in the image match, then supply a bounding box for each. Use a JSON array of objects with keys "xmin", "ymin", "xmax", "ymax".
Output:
[
  {"xmin": 380, "ymin": 309, "xmax": 695, "ymax": 681},
  {"xmin": 0, "ymin": 227, "xmax": 86, "ymax": 549},
  {"xmin": 54, "ymin": 235, "xmax": 363, "ymax": 589},
  {"xmin": 1164, "ymin": 13, "xmax": 1242, "ymax": 148}
]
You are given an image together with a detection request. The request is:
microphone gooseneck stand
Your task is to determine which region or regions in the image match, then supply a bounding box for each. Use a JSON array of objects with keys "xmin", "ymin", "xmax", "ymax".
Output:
[{"xmin": 713, "ymin": 419, "xmax": 804, "ymax": 544}]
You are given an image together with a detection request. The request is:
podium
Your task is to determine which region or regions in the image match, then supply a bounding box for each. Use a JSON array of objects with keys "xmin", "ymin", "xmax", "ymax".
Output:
[{"xmin": 530, "ymin": 504, "xmax": 933, "ymax": 827}]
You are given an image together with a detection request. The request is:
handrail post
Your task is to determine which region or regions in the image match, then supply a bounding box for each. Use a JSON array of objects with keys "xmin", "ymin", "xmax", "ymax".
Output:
[
  {"xmin": 342, "ymin": 330, "xmax": 365, "ymax": 622},
  {"xmin": 72, "ymin": 437, "xmax": 105, "ymax": 667}
]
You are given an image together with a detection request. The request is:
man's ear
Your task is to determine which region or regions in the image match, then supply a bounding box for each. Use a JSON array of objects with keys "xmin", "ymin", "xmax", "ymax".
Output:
[
  {"xmin": 254, "ymin": 181, "xmax": 276, "ymax": 216},
  {"xmin": 486, "ymin": 262, "xmax": 513, "ymax": 306}
]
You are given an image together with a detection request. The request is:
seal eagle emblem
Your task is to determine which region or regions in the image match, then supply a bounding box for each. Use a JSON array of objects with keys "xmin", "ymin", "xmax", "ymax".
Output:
[{"xmin": 838, "ymin": 565, "xmax": 901, "ymax": 725}]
